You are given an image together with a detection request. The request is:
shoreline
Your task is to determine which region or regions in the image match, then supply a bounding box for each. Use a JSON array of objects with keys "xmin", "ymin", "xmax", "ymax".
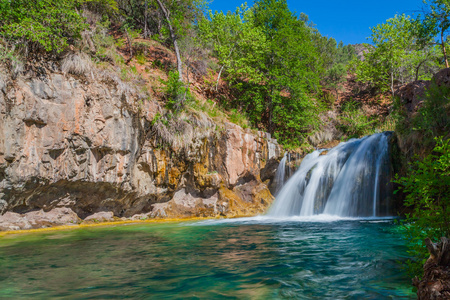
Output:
[{"xmin": 0, "ymin": 216, "xmax": 221, "ymax": 237}]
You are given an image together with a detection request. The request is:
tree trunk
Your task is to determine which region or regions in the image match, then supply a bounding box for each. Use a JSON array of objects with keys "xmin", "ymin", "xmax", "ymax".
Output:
[
  {"xmin": 155, "ymin": 0, "xmax": 184, "ymax": 82},
  {"xmin": 125, "ymin": 27, "xmax": 133, "ymax": 64},
  {"xmin": 216, "ymin": 65, "xmax": 225, "ymax": 91},
  {"xmin": 144, "ymin": 0, "xmax": 149, "ymax": 39},
  {"xmin": 441, "ymin": 29, "xmax": 449, "ymax": 68},
  {"xmin": 415, "ymin": 59, "xmax": 427, "ymax": 81},
  {"xmin": 390, "ymin": 71, "xmax": 394, "ymax": 96}
]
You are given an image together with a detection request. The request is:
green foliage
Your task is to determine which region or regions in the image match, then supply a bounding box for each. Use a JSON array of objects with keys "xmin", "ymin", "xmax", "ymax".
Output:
[
  {"xmin": 151, "ymin": 112, "xmax": 163, "ymax": 126},
  {"xmin": 413, "ymin": 81, "xmax": 450, "ymax": 139},
  {"xmin": 394, "ymin": 137, "xmax": 450, "ymax": 277},
  {"xmin": 136, "ymin": 53, "xmax": 146, "ymax": 65},
  {"xmin": 199, "ymin": 0, "xmax": 322, "ymax": 147},
  {"xmin": 117, "ymin": 0, "xmax": 204, "ymax": 45},
  {"xmin": 338, "ymin": 100, "xmax": 377, "ymax": 138},
  {"xmin": 189, "ymin": 98, "xmax": 214, "ymax": 116},
  {"xmin": 229, "ymin": 109, "xmax": 249, "ymax": 129},
  {"xmin": 0, "ymin": 0, "xmax": 88, "ymax": 53},
  {"xmin": 393, "ymin": 81, "xmax": 450, "ymax": 151},
  {"xmin": 152, "ymin": 59, "xmax": 164, "ymax": 69},
  {"xmin": 311, "ymin": 33, "xmax": 338, "ymax": 71},
  {"xmin": 418, "ymin": 0, "xmax": 450, "ymax": 62},
  {"xmin": 162, "ymin": 71, "xmax": 191, "ymax": 112},
  {"xmin": 321, "ymin": 90, "xmax": 336, "ymax": 109},
  {"xmin": 324, "ymin": 63, "xmax": 347, "ymax": 100},
  {"xmin": 353, "ymin": 14, "xmax": 442, "ymax": 93},
  {"xmin": 197, "ymin": 4, "xmax": 266, "ymax": 85},
  {"xmin": 336, "ymin": 41, "xmax": 357, "ymax": 65}
]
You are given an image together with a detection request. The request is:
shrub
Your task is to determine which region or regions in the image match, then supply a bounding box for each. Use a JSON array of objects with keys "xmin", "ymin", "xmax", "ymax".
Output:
[
  {"xmin": 393, "ymin": 80, "xmax": 450, "ymax": 158},
  {"xmin": 162, "ymin": 71, "xmax": 191, "ymax": 112},
  {"xmin": 151, "ymin": 111, "xmax": 215, "ymax": 151},
  {"xmin": 338, "ymin": 100, "xmax": 377, "ymax": 138},
  {"xmin": 136, "ymin": 53, "xmax": 146, "ymax": 65},
  {"xmin": 0, "ymin": 0, "xmax": 87, "ymax": 53},
  {"xmin": 321, "ymin": 90, "xmax": 336, "ymax": 109},
  {"xmin": 394, "ymin": 137, "xmax": 450, "ymax": 278},
  {"xmin": 412, "ymin": 81, "xmax": 450, "ymax": 140},
  {"xmin": 0, "ymin": 43, "xmax": 24, "ymax": 77},
  {"xmin": 229, "ymin": 109, "xmax": 249, "ymax": 129}
]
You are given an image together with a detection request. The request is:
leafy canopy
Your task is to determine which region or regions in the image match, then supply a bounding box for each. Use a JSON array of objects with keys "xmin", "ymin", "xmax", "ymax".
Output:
[
  {"xmin": 200, "ymin": 0, "xmax": 323, "ymax": 147},
  {"xmin": 352, "ymin": 14, "xmax": 442, "ymax": 93},
  {"xmin": 0, "ymin": 0, "xmax": 89, "ymax": 53}
]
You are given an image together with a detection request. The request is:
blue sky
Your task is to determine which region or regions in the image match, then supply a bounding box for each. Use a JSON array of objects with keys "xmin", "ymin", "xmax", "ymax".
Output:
[{"xmin": 208, "ymin": 0, "xmax": 425, "ymax": 45}]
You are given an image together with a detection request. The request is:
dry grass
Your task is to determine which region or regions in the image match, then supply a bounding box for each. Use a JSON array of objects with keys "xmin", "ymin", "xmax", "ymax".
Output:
[
  {"xmin": 308, "ymin": 128, "xmax": 338, "ymax": 147},
  {"xmin": 308, "ymin": 111, "xmax": 342, "ymax": 147},
  {"xmin": 61, "ymin": 52, "xmax": 93, "ymax": 76},
  {"xmin": 152, "ymin": 110, "xmax": 216, "ymax": 152},
  {"xmin": 11, "ymin": 58, "xmax": 24, "ymax": 79}
]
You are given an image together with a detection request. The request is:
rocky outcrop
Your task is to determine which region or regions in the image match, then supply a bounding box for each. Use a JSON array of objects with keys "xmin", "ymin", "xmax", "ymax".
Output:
[
  {"xmin": 351, "ymin": 43, "xmax": 372, "ymax": 61},
  {"xmin": 0, "ymin": 63, "xmax": 283, "ymax": 230},
  {"xmin": 395, "ymin": 80, "xmax": 430, "ymax": 113},
  {"xmin": 395, "ymin": 68, "xmax": 450, "ymax": 114},
  {"xmin": 414, "ymin": 237, "xmax": 450, "ymax": 300}
]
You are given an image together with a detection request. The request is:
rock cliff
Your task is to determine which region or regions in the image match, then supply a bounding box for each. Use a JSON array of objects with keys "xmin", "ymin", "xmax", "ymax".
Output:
[{"xmin": 0, "ymin": 63, "xmax": 282, "ymax": 230}]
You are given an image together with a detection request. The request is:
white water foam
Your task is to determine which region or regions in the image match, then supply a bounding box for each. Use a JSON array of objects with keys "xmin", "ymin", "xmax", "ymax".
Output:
[
  {"xmin": 268, "ymin": 132, "xmax": 392, "ymax": 218},
  {"xmin": 191, "ymin": 214, "xmax": 398, "ymax": 226}
]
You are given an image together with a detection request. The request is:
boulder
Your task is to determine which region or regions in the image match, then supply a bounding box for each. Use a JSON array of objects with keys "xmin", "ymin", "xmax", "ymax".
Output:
[
  {"xmin": 0, "ymin": 212, "xmax": 31, "ymax": 231},
  {"xmin": 84, "ymin": 211, "xmax": 114, "ymax": 222},
  {"xmin": 24, "ymin": 207, "xmax": 80, "ymax": 228}
]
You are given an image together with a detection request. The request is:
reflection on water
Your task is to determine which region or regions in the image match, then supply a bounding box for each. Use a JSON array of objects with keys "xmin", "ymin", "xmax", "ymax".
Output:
[{"xmin": 0, "ymin": 219, "xmax": 414, "ymax": 299}]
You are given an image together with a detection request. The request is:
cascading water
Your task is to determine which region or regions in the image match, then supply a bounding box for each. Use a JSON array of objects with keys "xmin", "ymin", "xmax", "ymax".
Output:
[
  {"xmin": 287, "ymin": 153, "xmax": 291, "ymax": 178},
  {"xmin": 268, "ymin": 132, "xmax": 392, "ymax": 218},
  {"xmin": 274, "ymin": 153, "xmax": 287, "ymax": 194}
]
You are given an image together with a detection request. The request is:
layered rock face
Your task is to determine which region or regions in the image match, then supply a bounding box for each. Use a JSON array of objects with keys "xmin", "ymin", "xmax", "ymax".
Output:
[{"xmin": 0, "ymin": 66, "xmax": 282, "ymax": 230}]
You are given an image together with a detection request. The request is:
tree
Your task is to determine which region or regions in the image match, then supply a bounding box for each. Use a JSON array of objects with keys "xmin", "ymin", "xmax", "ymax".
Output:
[
  {"xmin": 249, "ymin": 0, "xmax": 321, "ymax": 142},
  {"xmin": 115, "ymin": 0, "xmax": 205, "ymax": 78},
  {"xmin": 155, "ymin": 0, "xmax": 183, "ymax": 81},
  {"xmin": 420, "ymin": 0, "xmax": 450, "ymax": 67},
  {"xmin": 324, "ymin": 63, "xmax": 347, "ymax": 101},
  {"xmin": 197, "ymin": 5, "xmax": 266, "ymax": 90},
  {"xmin": 0, "ymin": 0, "xmax": 88, "ymax": 53},
  {"xmin": 336, "ymin": 41, "xmax": 356, "ymax": 65},
  {"xmin": 353, "ymin": 14, "xmax": 438, "ymax": 94},
  {"xmin": 198, "ymin": 0, "xmax": 322, "ymax": 146}
]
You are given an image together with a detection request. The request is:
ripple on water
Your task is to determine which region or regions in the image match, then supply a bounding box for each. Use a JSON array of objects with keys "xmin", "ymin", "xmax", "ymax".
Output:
[{"xmin": 0, "ymin": 219, "xmax": 414, "ymax": 299}]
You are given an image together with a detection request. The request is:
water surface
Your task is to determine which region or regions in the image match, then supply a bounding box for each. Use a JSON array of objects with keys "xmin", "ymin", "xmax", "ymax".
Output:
[{"xmin": 0, "ymin": 218, "xmax": 414, "ymax": 299}]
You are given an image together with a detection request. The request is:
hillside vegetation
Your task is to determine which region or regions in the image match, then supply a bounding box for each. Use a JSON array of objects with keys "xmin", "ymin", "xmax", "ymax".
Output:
[{"xmin": 0, "ymin": 0, "xmax": 391, "ymax": 150}]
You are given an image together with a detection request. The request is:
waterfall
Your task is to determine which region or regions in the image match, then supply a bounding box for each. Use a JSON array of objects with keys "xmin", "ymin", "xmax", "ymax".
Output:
[
  {"xmin": 268, "ymin": 132, "xmax": 392, "ymax": 218},
  {"xmin": 287, "ymin": 153, "xmax": 291, "ymax": 178},
  {"xmin": 274, "ymin": 153, "xmax": 287, "ymax": 194}
]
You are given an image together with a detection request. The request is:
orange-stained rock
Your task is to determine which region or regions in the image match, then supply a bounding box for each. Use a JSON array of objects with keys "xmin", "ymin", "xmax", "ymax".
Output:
[
  {"xmin": 0, "ymin": 63, "xmax": 284, "ymax": 231},
  {"xmin": 168, "ymin": 167, "xmax": 181, "ymax": 188}
]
